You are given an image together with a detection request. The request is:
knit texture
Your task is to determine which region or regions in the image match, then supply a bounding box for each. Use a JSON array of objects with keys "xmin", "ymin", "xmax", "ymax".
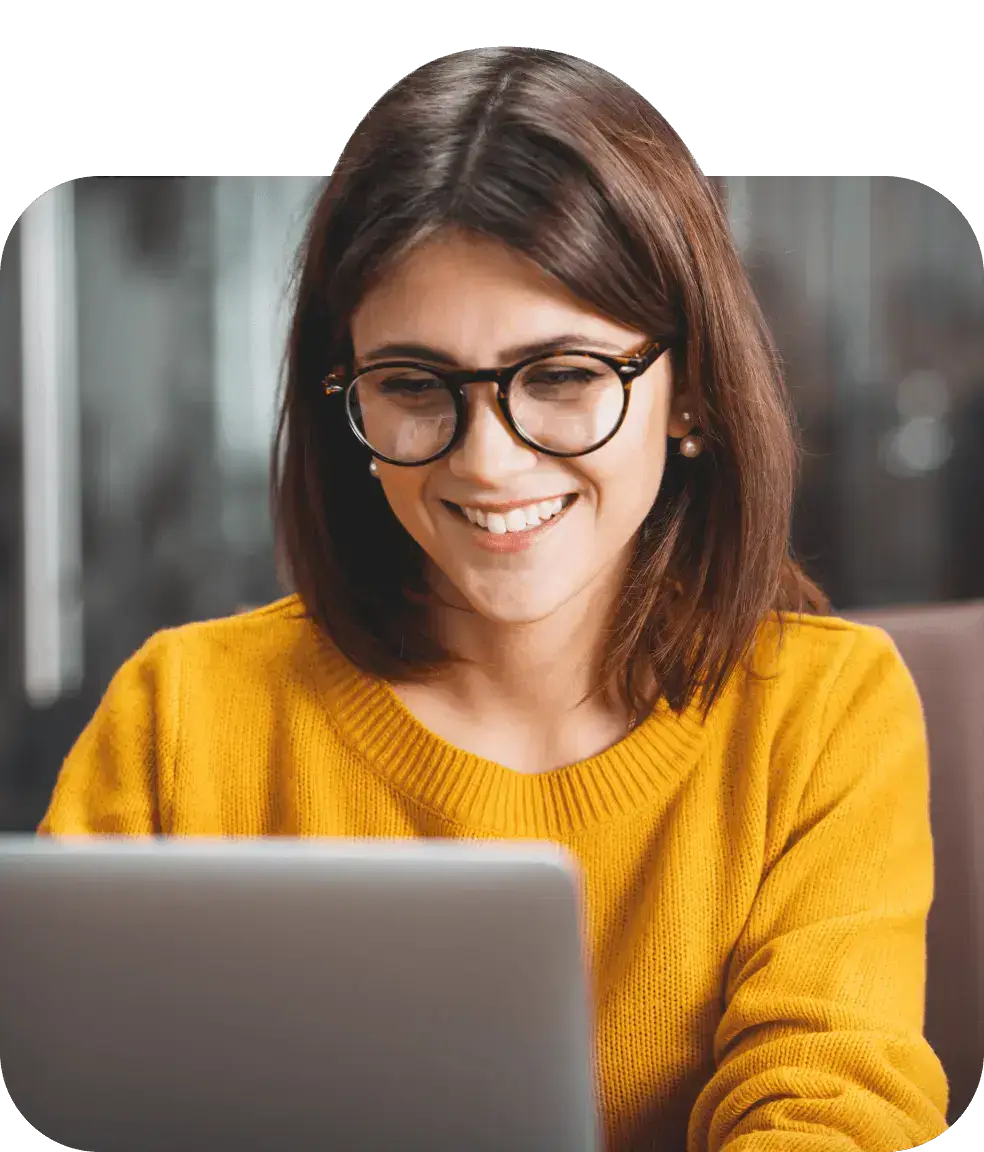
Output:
[{"xmin": 39, "ymin": 596, "xmax": 949, "ymax": 1150}]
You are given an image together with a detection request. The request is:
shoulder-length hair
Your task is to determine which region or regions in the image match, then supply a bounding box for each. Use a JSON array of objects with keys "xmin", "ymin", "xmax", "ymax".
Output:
[{"xmin": 272, "ymin": 46, "xmax": 828, "ymax": 721}]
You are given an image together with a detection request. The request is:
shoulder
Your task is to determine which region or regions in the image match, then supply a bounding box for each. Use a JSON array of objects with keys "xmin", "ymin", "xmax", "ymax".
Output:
[
  {"xmin": 750, "ymin": 611, "xmax": 915, "ymax": 703},
  {"xmin": 156, "ymin": 594, "xmax": 314, "ymax": 652},
  {"xmin": 123, "ymin": 594, "xmax": 335, "ymax": 692},
  {"xmin": 728, "ymin": 611, "xmax": 924, "ymax": 766}
]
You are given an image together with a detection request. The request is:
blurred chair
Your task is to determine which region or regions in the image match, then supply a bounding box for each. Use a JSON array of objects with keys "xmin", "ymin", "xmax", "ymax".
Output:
[{"xmin": 846, "ymin": 600, "xmax": 984, "ymax": 1124}]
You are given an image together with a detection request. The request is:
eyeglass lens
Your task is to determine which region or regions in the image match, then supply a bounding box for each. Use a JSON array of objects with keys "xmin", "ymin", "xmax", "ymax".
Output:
[{"xmin": 347, "ymin": 354, "xmax": 626, "ymax": 463}]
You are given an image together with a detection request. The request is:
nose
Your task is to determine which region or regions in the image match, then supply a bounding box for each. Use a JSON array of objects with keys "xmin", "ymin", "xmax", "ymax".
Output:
[{"xmin": 447, "ymin": 383, "xmax": 539, "ymax": 484}]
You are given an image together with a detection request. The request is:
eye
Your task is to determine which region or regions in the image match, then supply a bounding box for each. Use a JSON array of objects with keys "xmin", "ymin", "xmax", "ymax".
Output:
[
  {"xmin": 378, "ymin": 374, "xmax": 445, "ymax": 396},
  {"xmin": 525, "ymin": 365, "xmax": 603, "ymax": 386},
  {"xmin": 518, "ymin": 358, "xmax": 615, "ymax": 401},
  {"xmin": 355, "ymin": 367, "xmax": 451, "ymax": 410}
]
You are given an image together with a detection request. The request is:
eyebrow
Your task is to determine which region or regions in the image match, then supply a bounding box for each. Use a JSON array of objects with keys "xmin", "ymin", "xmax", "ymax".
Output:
[{"xmin": 357, "ymin": 334, "xmax": 631, "ymax": 367}]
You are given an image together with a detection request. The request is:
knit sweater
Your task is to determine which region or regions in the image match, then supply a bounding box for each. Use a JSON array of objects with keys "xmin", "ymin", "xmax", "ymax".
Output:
[{"xmin": 39, "ymin": 596, "xmax": 949, "ymax": 1151}]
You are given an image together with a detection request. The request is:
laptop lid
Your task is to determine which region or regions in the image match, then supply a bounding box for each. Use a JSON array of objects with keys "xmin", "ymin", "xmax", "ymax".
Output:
[{"xmin": 0, "ymin": 837, "xmax": 600, "ymax": 1152}]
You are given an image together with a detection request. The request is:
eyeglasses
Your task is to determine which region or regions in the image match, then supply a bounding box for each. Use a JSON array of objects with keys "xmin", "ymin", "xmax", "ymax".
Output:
[{"xmin": 323, "ymin": 340, "xmax": 666, "ymax": 466}]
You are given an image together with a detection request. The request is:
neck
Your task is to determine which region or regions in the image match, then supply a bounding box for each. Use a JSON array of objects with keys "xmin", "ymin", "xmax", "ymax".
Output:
[{"xmin": 427, "ymin": 556, "xmax": 630, "ymax": 724}]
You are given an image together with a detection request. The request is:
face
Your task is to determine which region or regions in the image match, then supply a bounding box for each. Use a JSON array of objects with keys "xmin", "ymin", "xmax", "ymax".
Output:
[{"xmin": 350, "ymin": 229, "xmax": 691, "ymax": 625}]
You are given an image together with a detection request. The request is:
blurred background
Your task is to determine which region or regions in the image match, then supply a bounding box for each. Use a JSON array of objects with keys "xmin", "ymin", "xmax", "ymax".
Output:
[{"xmin": 0, "ymin": 176, "xmax": 982, "ymax": 831}]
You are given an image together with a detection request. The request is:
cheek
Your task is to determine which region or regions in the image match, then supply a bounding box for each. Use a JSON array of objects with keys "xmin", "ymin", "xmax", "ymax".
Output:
[
  {"xmin": 587, "ymin": 401, "xmax": 670, "ymax": 516},
  {"xmin": 589, "ymin": 451, "xmax": 667, "ymax": 525},
  {"xmin": 378, "ymin": 472, "xmax": 434, "ymax": 540}
]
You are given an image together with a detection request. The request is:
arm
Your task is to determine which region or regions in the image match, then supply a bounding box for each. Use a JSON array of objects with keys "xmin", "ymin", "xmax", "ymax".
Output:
[
  {"xmin": 688, "ymin": 628, "xmax": 949, "ymax": 1151},
  {"xmin": 38, "ymin": 632, "xmax": 179, "ymax": 836}
]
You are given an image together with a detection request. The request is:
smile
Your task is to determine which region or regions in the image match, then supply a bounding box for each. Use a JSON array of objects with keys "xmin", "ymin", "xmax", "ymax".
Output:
[{"xmin": 441, "ymin": 494, "xmax": 578, "ymax": 546}]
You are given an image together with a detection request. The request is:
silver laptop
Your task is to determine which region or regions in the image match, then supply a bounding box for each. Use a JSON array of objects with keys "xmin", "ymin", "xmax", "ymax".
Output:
[{"xmin": 0, "ymin": 837, "xmax": 600, "ymax": 1152}]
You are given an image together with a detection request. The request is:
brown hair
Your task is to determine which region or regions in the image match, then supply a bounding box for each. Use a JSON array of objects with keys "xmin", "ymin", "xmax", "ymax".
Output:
[{"xmin": 272, "ymin": 46, "xmax": 828, "ymax": 721}]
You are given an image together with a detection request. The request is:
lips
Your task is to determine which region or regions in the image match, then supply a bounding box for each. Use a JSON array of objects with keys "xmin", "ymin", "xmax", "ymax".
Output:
[
  {"xmin": 443, "ymin": 495, "xmax": 577, "ymax": 536},
  {"xmin": 440, "ymin": 494, "xmax": 578, "ymax": 553},
  {"xmin": 443, "ymin": 493, "xmax": 575, "ymax": 512}
]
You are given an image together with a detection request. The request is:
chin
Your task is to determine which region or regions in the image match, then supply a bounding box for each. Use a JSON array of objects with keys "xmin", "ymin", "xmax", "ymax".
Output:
[
  {"xmin": 456, "ymin": 575, "xmax": 577, "ymax": 626},
  {"xmin": 471, "ymin": 601, "xmax": 563, "ymax": 626}
]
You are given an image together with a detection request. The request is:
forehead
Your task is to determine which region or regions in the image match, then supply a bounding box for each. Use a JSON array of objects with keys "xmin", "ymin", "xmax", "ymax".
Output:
[{"xmin": 350, "ymin": 230, "xmax": 641, "ymax": 363}]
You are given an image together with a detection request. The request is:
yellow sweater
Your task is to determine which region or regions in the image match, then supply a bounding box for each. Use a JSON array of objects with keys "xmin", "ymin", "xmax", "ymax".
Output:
[{"xmin": 39, "ymin": 596, "xmax": 948, "ymax": 1151}]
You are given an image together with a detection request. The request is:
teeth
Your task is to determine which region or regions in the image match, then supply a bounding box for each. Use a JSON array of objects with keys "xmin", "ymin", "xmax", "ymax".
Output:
[{"xmin": 459, "ymin": 496, "xmax": 571, "ymax": 534}]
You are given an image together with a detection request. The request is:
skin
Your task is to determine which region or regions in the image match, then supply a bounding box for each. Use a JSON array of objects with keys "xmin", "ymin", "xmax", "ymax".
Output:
[{"xmin": 350, "ymin": 228, "xmax": 695, "ymax": 773}]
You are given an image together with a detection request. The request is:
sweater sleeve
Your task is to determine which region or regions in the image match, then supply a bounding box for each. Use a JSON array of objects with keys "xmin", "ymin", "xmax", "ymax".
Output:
[
  {"xmin": 687, "ymin": 627, "xmax": 949, "ymax": 1152},
  {"xmin": 37, "ymin": 632, "xmax": 180, "ymax": 836}
]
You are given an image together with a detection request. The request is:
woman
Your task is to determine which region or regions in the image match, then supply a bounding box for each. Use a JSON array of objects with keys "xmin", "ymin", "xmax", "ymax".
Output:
[{"xmin": 40, "ymin": 47, "xmax": 948, "ymax": 1151}]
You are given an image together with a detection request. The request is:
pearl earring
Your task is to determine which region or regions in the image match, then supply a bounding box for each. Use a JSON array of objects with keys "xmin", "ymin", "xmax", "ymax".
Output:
[
  {"xmin": 674, "ymin": 404, "xmax": 704, "ymax": 459},
  {"xmin": 369, "ymin": 460, "xmax": 379, "ymax": 477}
]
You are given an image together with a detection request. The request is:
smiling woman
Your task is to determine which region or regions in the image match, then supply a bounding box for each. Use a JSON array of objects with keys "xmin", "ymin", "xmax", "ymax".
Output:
[
  {"xmin": 276, "ymin": 54, "xmax": 829, "ymax": 721},
  {"xmin": 39, "ymin": 47, "xmax": 948, "ymax": 1152}
]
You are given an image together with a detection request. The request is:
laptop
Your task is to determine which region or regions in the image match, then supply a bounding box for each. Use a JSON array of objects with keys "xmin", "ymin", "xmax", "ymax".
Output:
[{"xmin": 0, "ymin": 837, "xmax": 600, "ymax": 1152}]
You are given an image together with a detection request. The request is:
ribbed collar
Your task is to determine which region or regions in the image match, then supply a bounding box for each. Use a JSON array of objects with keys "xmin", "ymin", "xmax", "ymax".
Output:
[{"xmin": 306, "ymin": 626, "xmax": 711, "ymax": 838}]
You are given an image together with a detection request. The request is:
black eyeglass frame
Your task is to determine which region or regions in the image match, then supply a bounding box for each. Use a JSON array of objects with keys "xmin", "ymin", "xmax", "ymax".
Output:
[{"xmin": 322, "ymin": 339, "xmax": 667, "ymax": 467}]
